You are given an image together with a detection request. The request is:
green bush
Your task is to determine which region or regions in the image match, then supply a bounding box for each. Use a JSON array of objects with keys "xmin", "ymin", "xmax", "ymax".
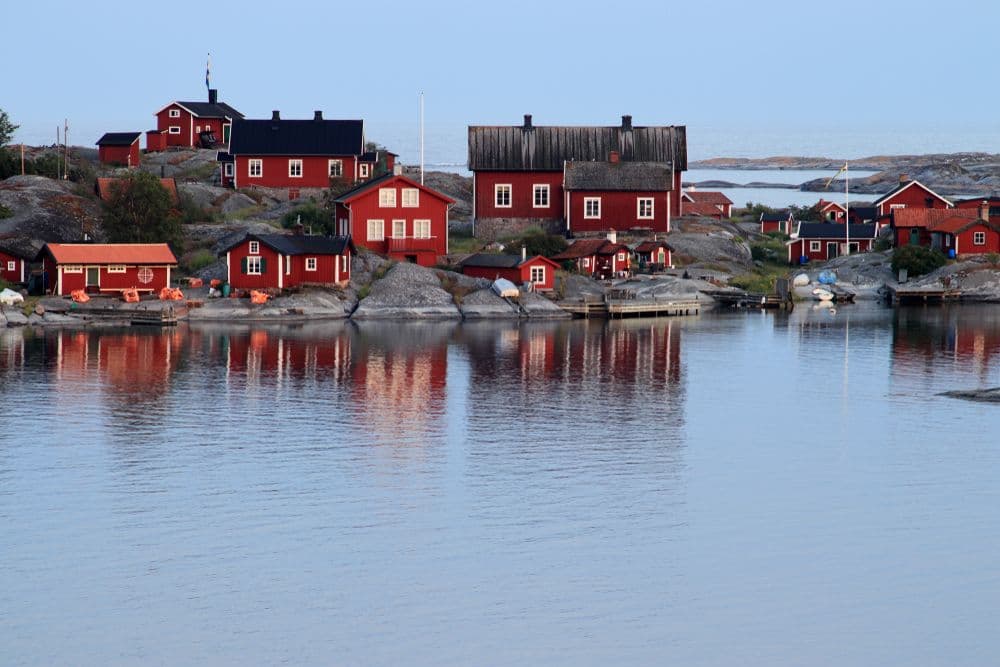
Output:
[
  {"xmin": 281, "ymin": 201, "xmax": 333, "ymax": 236},
  {"xmin": 185, "ymin": 248, "xmax": 216, "ymax": 273},
  {"xmin": 891, "ymin": 245, "xmax": 947, "ymax": 277},
  {"xmin": 504, "ymin": 227, "xmax": 567, "ymax": 258},
  {"xmin": 0, "ymin": 203, "xmax": 12, "ymax": 219}
]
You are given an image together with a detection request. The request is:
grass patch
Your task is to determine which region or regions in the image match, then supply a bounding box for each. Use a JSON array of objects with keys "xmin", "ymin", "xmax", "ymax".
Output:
[
  {"xmin": 729, "ymin": 264, "xmax": 788, "ymax": 293},
  {"xmin": 437, "ymin": 271, "xmax": 476, "ymax": 306},
  {"xmin": 184, "ymin": 248, "xmax": 216, "ymax": 273}
]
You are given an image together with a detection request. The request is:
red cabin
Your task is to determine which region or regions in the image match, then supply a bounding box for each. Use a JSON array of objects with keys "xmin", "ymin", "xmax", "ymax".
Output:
[
  {"xmin": 891, "ymin": 208, "xmax": 977, "ymax": 248},
  {"xmin": 551, "ymin": 236, "xmax": 631, "ymax": 279},
  {"xmin": 468, "ymin": 115, "xmax": 686, "ymax": 239},
  {"xmin": 563, "ymin": 159, "xmax": 673, "ymax": 235},
  {"xmin": 0, "ymin": 241, "xmax": 33, "ymax": 285},
  {"xmin": 874, "ymin": 175, "xmax": 951, "ymax": 219},
  {"xmin": 682, "ymin": 189, "xmax": 733, "ymax": 218},
  {"xmin": 96, "ymin": 132, "xmax": 141, "ymax": 167},
  {"xmin": 817, "ymin": 199, "xmax": 847, "ymax": 222},
  {"xmin": 786, "ymin": 223, "xmax": 877, "ymax": 263},
  {"xmin": 220, "ymin": 233, "xmax": 355, "ymax": 290},
  {"xmin": 634, "ymin": 240, "xmax": 673, "ymax": 270},
  {"xmin": 761, "ymin": 210, "xmax": 794, "ymax": 235},
  {"xmin": 35, "ymin": 243, "xmax": 177, "ymax": 295},
  {"xmin": 930, "ymin": 216, "xmax": 1000, "ymax": 256},
  {"xmin": 152, "ymin": 89, "xmax": 242, "ymax": 150},
  {"xmin": 333, "ymin": 172, "xmax": 453, "ymax": 267},
  {"xmin": 460, "ymin": 252, "xmax": 561, "ymax": 291}
]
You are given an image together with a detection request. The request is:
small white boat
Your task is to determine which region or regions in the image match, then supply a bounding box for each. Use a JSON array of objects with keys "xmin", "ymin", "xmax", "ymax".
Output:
[
  {"xmin": 492, "ymin": 278, "xmax": 520, "ymax": 299},
  {"xmin": 812, "ymin": 287, "xmax": 834, "ymax": 301}
]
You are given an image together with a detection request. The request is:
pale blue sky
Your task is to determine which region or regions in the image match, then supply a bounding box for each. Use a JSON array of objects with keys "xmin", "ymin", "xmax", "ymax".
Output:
[{"xmin": 4, "ymin": 0, "xmax": 998, "ymax": 162}]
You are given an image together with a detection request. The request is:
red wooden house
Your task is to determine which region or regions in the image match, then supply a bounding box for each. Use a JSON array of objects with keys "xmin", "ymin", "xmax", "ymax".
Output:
[
  {"xmin": 890, "ymin": 208, "xmax": 977, "ymax": 247},
  {"xmin": 460, "ymin": 252, "xmax": 561, "ymax": 291},
  {"xmin": 220, "ymin": 233, "xmax": 355, "ymax": 290},
  {"xmin": 761, "ymin": 210, "xmax": 794, "ymax": 235},
  {"xmin": 634, "ymin": 240, "xmax": 673, "ymax": 270},
  {"xmin": 817, "ymin": 199, "xmax": 847, "ymax": 222},
  {"xmin": 682, "ymin": 189, "xmax": 733, "ymax": 218},
  {"xmin": 563, "ymin": 158, "xmax": 673, "ymax": 234},
  {"xmin": 35, "ymin": 243, "xmax": 177, "ymax": 295},
  {"xmin": 551, "ymin": 236, "xmax": 631, "ymax": 279},
  {"xmin": 96, "ymin": 132, "xmax": 141, "ymax": 167},
  {"xmin": 786, "ymin": 223, "xmax": 878, "ymax": 263},
  {"xmin": 468, "ymin": 115, "xmax": 687, "ymax": 239},
  {"xmin": 152, "ymin": 89, "xmax": 243, "ymax": 150},
  {"xmin": 954, "ymin": 196, "xmax": 1000, "ymax": 218},
  {"xmin": 332, "ymin": 172, "xmax": 453, "ymax": 267},
  {"xmin": 0, "ymin": 241, "xmax": 34, "ymax": 285},
  {"xmin": 930, "ymin": 215, "xmax": 1000, "ymax": 256},
  {"xmin": 874, "ymin": 175, "xmax": 951, "ymax": 218}
]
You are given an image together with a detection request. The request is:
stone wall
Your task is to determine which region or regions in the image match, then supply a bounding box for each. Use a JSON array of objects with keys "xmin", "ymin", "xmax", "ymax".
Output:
[{"xmin": 474, "ymin": 217, "xmax": 564, "ymax": 240}]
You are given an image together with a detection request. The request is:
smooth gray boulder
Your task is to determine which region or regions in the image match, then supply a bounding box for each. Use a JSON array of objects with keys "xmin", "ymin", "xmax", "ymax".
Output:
[
  {"xmin": 459, "ymin": 288, "xmax": 520, "ymax": 319},
  {"xmin": 2, "ymin": 306, "xmax": 27, "ymax": 326},
  {"xmin": 353, "ymin": 262, "xmax": 461, "ymax": 319}
]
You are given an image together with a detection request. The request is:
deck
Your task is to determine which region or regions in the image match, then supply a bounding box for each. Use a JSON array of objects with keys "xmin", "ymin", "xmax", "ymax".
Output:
[
  {"xmin": 560, "ymin": 294, "xmax": 701, "ymax": 319},
  {"xmin": 888, "ymin": 286, "xmax": 962, "ymax": 304}
]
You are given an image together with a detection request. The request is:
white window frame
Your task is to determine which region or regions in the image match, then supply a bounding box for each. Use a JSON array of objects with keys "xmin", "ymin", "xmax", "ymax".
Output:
[
  {"xmin": 533, "ymin": 184, "xmax": 550, "ymax": 208},
  {"xmin": 106, "ymin": 265, "xmax": 126, "ymax": 273},
  {"xmin": 809, "ymin": 241, "xmax": 821, "ymax": 252},
  {"xmin": 890, "ymin": 204, "xmax": 906, "ymax": 210},
  {"xmin": 414, "ymin": 219, "xmax": 431, "ymax": 238},
  {"xmin": 63, "ymin": 265, "xmax": 83, "ymax": 273},
  {"xmin": 246, "ymin": 256, "xmax": 262, "ymax": 275},
  {"xmin": 249, "ymin": 159, "xmax": 262, "ymax": 178},
  {"xmin": 495, "ymin": 184, "xmax": 512, "ymax": 208},
  {"xmin": 367, "ymin": 219, "xmax": 384, "ymax": 241},
  {"xmin": 168, "ymin": 109, "xmax": 180, "ymax": 118},
  {"xmin": 224, "ymin": 163, "xmax": 234, "ymax": 177},
  {"xmin": 637, "ymin": 197, "xmax": 654, "ymax": 219},
  {"xmin": 584, "ymin": 197, "xmax": 601, "ymax": 219},
  {"xmin": 248, "ymin": 241, "xmax": 260, "ymax": 255},
  {"xmin": 306, "ymin": 257, "xmax": 317, "ymax": 271},
  {"xmin": 392, "ymin": 219, "xmax": 406, "ymax": 239},
  {"xmin": 529, "ymin": 265, "xmax": 546, "ymax": 284},
  {"xmin": 617, "ymin": 252, "xmax": 626, "ymax": 262},
  {"xmin": 401, "ymin": 188, "xmax": 419, "ymax": 208},
  {"xmin": 328, "ymin": 159, "xmax": 343, "ymax": 178},
  {"xmin": 168, "ymin": 126, "xmax": 181, "ymax": 135},
  {"xmin": 974, "ymin": 231, "xmax": 986, "ymax": 245},
  {"xmin": 379, "ymin": 188, "xmax": 397, "ymax": 208},
  {"xmin": 340, "ymin": 255, "xmax": 348, "ymax": 273},
  {"xmin": 286, "ymin": 255, "xmax": 291, "ymax": 275},
  {"xmin": 7, "ymin": 260, "xmax": 15, "ymax": 272},
  {"xmin": 359, "ymin": 163, "xmax": 370, "ymax": 178},
  {"xmin": 288, "ymin": 159, "xmax": 303, "ymax": 178}
]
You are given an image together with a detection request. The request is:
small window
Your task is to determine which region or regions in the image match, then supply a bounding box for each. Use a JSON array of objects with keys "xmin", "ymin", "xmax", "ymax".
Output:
[
  {"xmin": 107, "ymin": 265, "xmax": 126, "ymax": 273},
  {"xmin": 392, "ymin": 220, "xmax": 406, "ymax": 238},
  {"xmin": 328, "ymin": 159, "xmax": 343, "ymax": 177},
  {"xmin": 340, "ymin": 254, "xmax": 348, "ymax": 273},
  {"xmin": 582, "ymin": 258, "xmax": 590, "ymax": 267},
  {"xmin": 169, "ymin": 109, "xmax": 180, "ymax": 118},
  {"xmin": 246, "ymin": 256, "xmax": 262, "ymax": 275},
  {"xmin": 637, "ymin": 197, "xmax": 654, "ymax": 219},
  {"xmin": 809, "ymin": 241, "xmax": 821, "ymax": 252},
  {"xmin": 890, "ymin": 204, "xmax": 906, "ymax": 210},
  {"xmin": 495, "ymin": 184, "xmax": 512, "ymax": 208},
  {"xmin": 168, "ymin": 126, "xmax": 181, "ymax": 135},
  {"xmin": 224, "ymin": 163, "xmax": 234, "ymax": 177},
  {"xmin": 379, "ymin": 188, "xmax": 396, "ymax": 207},
  {"xmin": 306, "ymin": 257, "xmax": 317, "ymax": 271},
  {"xmin": 414, "ymin": 219, "xmax": 431, "ymax": 238},
  {"xmin": 533, "ymin": 184, "xmax": 550, "ymax": 208},
  {"xmin": 530, "ymin": 265, "xmax": 545, "ymax": 284},
  {"xmin": 248, "ymin": 241, "xmax": 259, "ymax": 255},
  {"xmin": 7, "ymin": 260, "xmax": 17, "ymax": 271},
  {"xmin": 584, "ymin": 197, "xmax": 601, "ymax": 219},
  {"xmin": 288, "ymin": 159, "xmax": 303, "ymax": 178},
  {"xmin": 617, "ymin": 252, "xmax": 626, "ymax": 262},
  {"xmin": 249, "ymin": 159, "xmax": 262, "ymax": 177},
  {"xmin": 367, "ymin": 219, "xmax": 384, "ymax": 241},
  {"xmin": 286, "ymin": 255, "xmax": 291, "ymax": 275},
  {"xmin": 401, "ymin": 188, "xmax": 419, "ymax": 207},
  {"xmin": 63, "ymin": 265, "xmax": 83, "ymax": 273},
  {"xmin": 974, "ymin": 231, "xmax": 986, "ymax": 245},
  {"xmin": 195, "ymin": 125, "xmax": 201, "ymax": 134},
  {"xmin": 359, "ymin": 163, "xmax": 370, "ymax": 178}
]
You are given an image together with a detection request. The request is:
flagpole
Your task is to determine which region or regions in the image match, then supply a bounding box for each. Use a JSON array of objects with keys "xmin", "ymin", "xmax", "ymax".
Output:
[
  {"xmin": 845, "ymin": 161, "xmax": 850, "ymax": 256},
  {"xmin": 419, "ymin": 91, "xmax": 425, "ymax": 186}
]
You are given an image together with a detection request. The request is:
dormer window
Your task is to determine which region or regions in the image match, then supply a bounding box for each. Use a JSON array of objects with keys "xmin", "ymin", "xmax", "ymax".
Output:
[{"xmin": 249, "ymin": 241, "xmax": 260, "ymax": 255}]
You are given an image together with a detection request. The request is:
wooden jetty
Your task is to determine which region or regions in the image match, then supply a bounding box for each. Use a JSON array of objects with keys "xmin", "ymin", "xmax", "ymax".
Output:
[
  {"xmin": 68, "ymin": 303, "xmax": 183, "ymax": 326},
  {"xmin": 888, "ymin": 286, "xmax": 962, "ymax": 304},
  {"xmin": 561, "ymin": 291, "xmax": 701, "ymax": 319},
  {"xmin": 701, "ymin": 290, "xmax": 793, "ymax": 310}
]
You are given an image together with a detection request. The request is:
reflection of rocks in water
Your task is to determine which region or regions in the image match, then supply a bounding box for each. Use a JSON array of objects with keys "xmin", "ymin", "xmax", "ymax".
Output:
[{"xmin": 940, "ymin": 388, "xmax": 1000, "ymax": 403}]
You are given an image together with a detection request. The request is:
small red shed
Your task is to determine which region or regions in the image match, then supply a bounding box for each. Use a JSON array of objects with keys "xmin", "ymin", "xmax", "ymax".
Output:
[
  {"xmin": 96, "ymin": 132, "xmax": 141, "ymax": 167},
  {"xmin": 36, "ymin": 243, "xmax": 177, "ymax": 295},
  {"xmin": 0, "ymin": 241, "xmax": 34, "ymax": 285},
  {"xmin": 761, "ymin": 211, "xmax": 794, "ymax": 235},
  {"xmin": 551, "ymin": 237, "xmax": 631, "ymax": 279},
  {"xmin": 634, "ymin": 240, "xmax": 673, "ymax": 270},
  {"xmin": 220, "ymin": 233, "xmax": 355, "ymax": 290},
  {"xmin": 460, "ymin": 252, "xmax": 561, "ymax": 291}
]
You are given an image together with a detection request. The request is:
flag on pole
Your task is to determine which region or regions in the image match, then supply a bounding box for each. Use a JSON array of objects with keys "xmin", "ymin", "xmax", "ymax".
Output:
[
  {"xmin": 824, "ymin": 162, "xmax": 848, "ymax": 190},
  {"xmin": 206, "ymin": 53, "xmax": 211, "ymax": 90}
]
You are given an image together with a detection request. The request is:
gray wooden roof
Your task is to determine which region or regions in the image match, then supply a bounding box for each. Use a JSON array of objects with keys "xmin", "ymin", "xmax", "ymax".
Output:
[
  {"xmin": 564, "ymin": 161, "xmax": 674, "ymax": 191},
  {"xmin": 468, "ymin": 115, "xmax": 687, "ymax": 172}
]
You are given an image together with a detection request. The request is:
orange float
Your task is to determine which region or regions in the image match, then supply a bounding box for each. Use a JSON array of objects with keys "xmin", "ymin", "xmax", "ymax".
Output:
[
  {"xmin": 250, "ymin": 290, "xmax": 269, "ymax": 304},
  {"xmin": 122, "ymin": 288, "xmax": 140, "ymax": 303},
  {"xmin": 70, "ymin": 289, "xmax": 90, "ymax": 303}
]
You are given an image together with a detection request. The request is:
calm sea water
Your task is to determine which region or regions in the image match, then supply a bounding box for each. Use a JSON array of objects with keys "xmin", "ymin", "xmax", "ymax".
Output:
[{"xmin": 2, "ymin": 306, "xmax": 1000, "ymax": 666}]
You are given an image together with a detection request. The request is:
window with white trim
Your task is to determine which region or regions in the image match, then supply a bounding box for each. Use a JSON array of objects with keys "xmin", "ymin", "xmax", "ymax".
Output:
[
  {"xmin": 107, "ymin": 265, "xmax": 126, "ymax": 273},
  {"xmin": 286, "ymin": 255, "xmax": 291, "ymax": 275},
  {"xmin": 341, "ymin": 255, "xmax": 348, "ymax": 274},
  {"xmin": 974, "ymin": 231, "xmax": 987, "ymax": 245},
  {"xmin": 809, "ymin": 241, "xmax": 821, "ymax": 252},
  {"xmin": 584, "ymin": 197, "xmax": 601, "ymax": 219},
  {"xmin": 249, "ymin": 241, "xmax": 259, "ymax": 254},
  {"xmin": 7, "ymin": 260, "xmax": 17, "ymax": 271},
  {"xmin": 533, "ymin": 184, "xmax": 550, "ymax": 208},
  {"xmin": 379, "ymin": 188, "xmax": 396, "ymax": 207},
  {"xmin": 224, "ymin": 163, "xmax": 234, "ymax": 177},
  {"xmin": 168, "ymin": 126, "xmax": 181, "ymax": 135},
  {"xmin": 246, "ymin": 256, "xmax": 262, "ymax": 274},
  {"xmin": 414, "ymin": 219, "xmax": 431, "ymax": 238},
  {"xmin": 169, "ymin": 109, "xmax": 180, "ymax": 118},
  {"xmin": 328, "ymin": 159, "xmax": 343, "ymax": 177},
  {"xmin": 249, "ymin": 159, "xmax": 262, "ymax": 177},
  {"xmin": 401, "ymin": 188, "xmax": 419, "ymax": 208},
  {"xmin": 63, "ymin": 265, "xmax": 83, "ymax": 273},
  {"xmin": 637, "ymin": 197, "xmax": 654, "ymax": 219},
  {"xmin": 890, "ymin": 204, "xmax": 906, "ymax": 210},
  {"xmin": 359, "ymin": 164, "xmax": 370, "ymax": 178},
  {"xmin": 367, "ymin": 219, "xmax": 384, "ymax": 241},
  {"xmin": 288, "ymin": 159, "xmax": 303, "ymax": 178},
  {"xmin": 392, "ymin": 219, "xmax": 406, "ymax": 238},
  {"xmin": 306, "ymin": 257, "xmax": 317, "ymax": 271},
  {"xmin": 529, "ymin": 265, "xmax": 545, "ymax": 284},
  {"xmin": 495, "ymin": 184, "xmax": 512, "ymax": 208},
  {"xmin": 617, "ymin": 252, "xmax": 626, "ymax": 262}
]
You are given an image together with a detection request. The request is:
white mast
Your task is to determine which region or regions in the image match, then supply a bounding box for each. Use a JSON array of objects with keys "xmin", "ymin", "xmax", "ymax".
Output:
[
  {"xmin": 419, "ymin": 92, "xmax": 425, "ymax": 185},
  {"xmin": 845, "ymin": 161, "xmax": 850, "ymax": 256}
]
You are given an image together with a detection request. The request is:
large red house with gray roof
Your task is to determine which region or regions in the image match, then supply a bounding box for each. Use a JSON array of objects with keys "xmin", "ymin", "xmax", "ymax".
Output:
[
  {"xmin": 35, "ymin": 243, "xmax": 177, "ymax": 295},
  {"xmin": 151, "ymin": 89, "xmax": 243, "ymax": 150},
  {"xmin": 563, "ymin": 158, "xmax": 674, "ymax": 235}
]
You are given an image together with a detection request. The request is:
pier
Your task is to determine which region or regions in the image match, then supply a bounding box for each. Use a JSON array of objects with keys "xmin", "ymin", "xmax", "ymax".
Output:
[{"xmin": 560, "ymin": 292, "xmax": 701, "ymax": 319}]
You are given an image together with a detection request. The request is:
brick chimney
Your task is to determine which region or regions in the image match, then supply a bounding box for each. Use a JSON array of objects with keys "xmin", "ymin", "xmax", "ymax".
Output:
[
  {"xmin": 522, "ymin": 245, "xmax": 527, "ymax": 261},
  {"xmin": 609, "ymin": 150, "xmax": 620, "ymax": 164},
  {"xmin": 621, "ymin": 115, "xmax": 633, "ymax": 130},
  {"xmin": 899, "ymin": 173, "xmax": 909, "ymax": 183},
  {"xmin": 313, "ymin": 110, "xmax": 323, "ymax": 121},
  {"xmin": 271, "ymin": 110, "xmax": 281, "ymax": 121},
  {"xmin": 523, "ymin": 114, "xmax": 533, "ymax": 129},
  {"xmin": 981, "ymin": 200, "xmax": 990, "ymax": 222},
  {"xmin": 208, "ymin": 88, "xmax": 218, "ymax": 104}
]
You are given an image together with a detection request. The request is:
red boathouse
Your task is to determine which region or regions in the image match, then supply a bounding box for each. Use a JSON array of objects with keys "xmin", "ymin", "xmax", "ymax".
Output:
[
  {"xmin": 460, "ymin": 252, "xmax": 561, "ymax": 291},
  {"xmin": 220, "ymin": 233, "xmax": 355, "ymax": 290},
  {"xmin": 36, "ymin": 243, "xmax": 177, "ymax": 295}
]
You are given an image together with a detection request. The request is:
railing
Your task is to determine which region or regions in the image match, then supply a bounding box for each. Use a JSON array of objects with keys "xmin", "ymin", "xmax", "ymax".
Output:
[{"xmin": 387, "ymin": 236, "xmax": 438, "ymax": 253}]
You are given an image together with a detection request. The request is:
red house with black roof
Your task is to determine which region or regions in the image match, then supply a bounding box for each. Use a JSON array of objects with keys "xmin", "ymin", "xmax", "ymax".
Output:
[
  {"xmin": 563, "ymin": 158, "xmax": 673, "ymax": 235},
  {"xmin": 467, "ymin": 115, "xmax": 687, "ymax": 239},
  {"xmin": 219, "ymin": 233, "xmax": 355, "ymax": 290},
  {"xmin": 332, "ymin": 172, "xmax": 453, "ymax": 266},
  {"xmin": 96, "ymin": 132, "xmax": 141, "ymax": 167},
  {"xmin": 460, "ymin": 252, "xmax": 560, "ymax": 291},
  {"xmin": 761, "ymin": 210, "xmax": 794, "ymax": 235},
  {"xmin": 152, "ymin": 89, "xmax": 243, "ymax": 150},
  {"xmin": 786, "ymin": 223, "xmax": 878, "ymax": 263},
  {"xmin": 634, "ymin": 240, "xmax": 673, "ymax": 270}
]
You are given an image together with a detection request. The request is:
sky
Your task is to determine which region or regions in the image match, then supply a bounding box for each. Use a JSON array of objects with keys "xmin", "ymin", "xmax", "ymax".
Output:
[{"xmin": 4, "ymin": 0, "xmax": 1000, "ymax": 163}]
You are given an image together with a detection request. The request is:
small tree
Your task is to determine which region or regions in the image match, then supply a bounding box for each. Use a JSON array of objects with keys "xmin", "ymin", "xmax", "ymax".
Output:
[
  {"xmin": 509, "ymin": 228, "xmax": 567, "ymax": 258},
  {"xmin": 282, "ymin": 200, "xmax": 334, "ymax": 236},
  {"xmin": 891, "ymin": 245, "xmax": 947, "ymax": 277},
  {"xmin": 102, "ymin": 171, "xmax": 182, "ymax": 247},
  {"xmin": 0, "ymin": 108, "xmax": 18, "ymax": 148}
]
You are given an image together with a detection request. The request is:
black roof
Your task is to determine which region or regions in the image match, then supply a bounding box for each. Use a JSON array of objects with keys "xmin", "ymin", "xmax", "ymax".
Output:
[
  {"xmin": 468, "ymin": 116, "xmax": 687, "ymax": 171},
  {"xmin": 796, "ymin": 223, "xmax": 878, "ymax": 239},
  {"xmin": 96, "ymin": 132, "xmax": 141, "ymax": 146},
  {"xmin": 461, "ymin": 253, "xmax": 523, "ymax": 269},
  {"xmin": 176, "ymin": 101, "xmax": 243, "ymax": 119},
  {"xmin": 216, "ymin": 151, "xmax": 233, "ymax": 163},
  {"xmin": 564, "ymin": 161, "xmax": 673, "ymax": 191},
  {"xmin": 218, "ymin": 233, "xmax": 355, "ymax": 256},
  {"xmin": 761, "ymin": 211, "xmax": 792, "ymax": 221},
  {"xmin": 849, "ymin": 206, "xmax": 877, "ymax": 220},
  {"xmin": 228, "ymin": 118, "xmax": 364, "ymax": 156}
]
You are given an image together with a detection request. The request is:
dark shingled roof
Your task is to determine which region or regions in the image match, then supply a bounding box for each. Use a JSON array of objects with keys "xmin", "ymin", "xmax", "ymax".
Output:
[
  {"xmin": 218, "ymin": 233, "xmax": 355, "ymax": 256},
  {"xmin": 461, "ymin": 253, "xmax": 523, "ymax": 269},
  {"xmin": 564, "ymin": 161, "xmax": 673, "ymax": 191},
  {"xmin": 634, "ymin": 240, "xmax": 673, "ymax": 253},
  {"xmin": 849, "ymin": 205, "xmax": 877, "ymax": 221},
  {"xmin": 468, "ymin": 117, "xmax": 687, "ymax": 171},
  {"xmin": 0, "ymin": 237, "xmax": 41, "ymax": 260},
  {"xmin": 551, "ymin": 239, "xmax": 628, "ymax": 260},
  {"xmin": 761, "ymin": 211, "xmax": 793, "ymax": 222},
  {"xmin": 796, "ymin": 223, "xmax": 878, "ymax": 239},
  {"xmin": 228, "ymin": 118, "xmax": 364, "ymax": 156},
  {"xmin": 96, "ymin": 132, "xmax": 141, "ymax": 146},
  {"xmin": 176, "ymin": 101, "xmax": 243, "ymax": 119}
]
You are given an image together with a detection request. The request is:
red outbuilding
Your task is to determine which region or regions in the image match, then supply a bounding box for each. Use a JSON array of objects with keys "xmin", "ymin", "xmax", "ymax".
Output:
[
  {"xmin": 930, "ymin": 215, "xmax": 1000, "ymax": 256},
  {"xmin": 761, "ymin": 210, "xmax": 795, "ymax": 235},
  {"xmin": 874, "ymin": 175, "xmax": 952, "ymax": 219},
  {"xmin": 682, "ymin": 189, "xmax": 733, "ymax": 218},
  {"xmin": 551, "ymin": 236, "xmax": 631, "ymax": 279},
  {"xmin": 0, "ymin": 241, "xmax": 33, "ymax": 285},
  {"xmin": 563, "ymin": 158, "xmax": 674, "ymax": 235},
  {"xmin": 786, "ymin": 223, "xmax": 878, "ymax": 263},
  {"xmin": 891, "ymin": 208, "xmax": 976, "ymax": 248},
  {"xmin": 35, "ymin": 243, "xmax": 177, "ymax": 295},
  {"xmin": 634, "ymin": 240, "xmax": 673, "ymax": 270},
  {"xmin": 152, "ymin": 89, "xmax": 243, "ymax": 150},
  {"xmin": 220, "ymin": 233, "xmax": 355, "ymax": 290},
  {"xmin": 96, "ymin": 132, "xmax": 141, "ymax": 167},
  {"xmin": 460, "ymin": 252, "xmax": 561, "ymax": 291},
  {"xmin": 817, "ymin": 199, "xmax": 847, "ymax": 222},
  {"xmin": 332, "ymin": 172, "xmax": 453, "ymax": 267}
]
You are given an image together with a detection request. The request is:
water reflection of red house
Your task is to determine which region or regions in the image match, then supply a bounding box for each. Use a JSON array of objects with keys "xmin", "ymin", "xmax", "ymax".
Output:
[
  {"xmin": 220, "ymin": 326, "xmax": 353, "ymax": 385},
  {"xmin": 892, "ymin": 306, "xmax": 1000, "ymax": 381}
]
